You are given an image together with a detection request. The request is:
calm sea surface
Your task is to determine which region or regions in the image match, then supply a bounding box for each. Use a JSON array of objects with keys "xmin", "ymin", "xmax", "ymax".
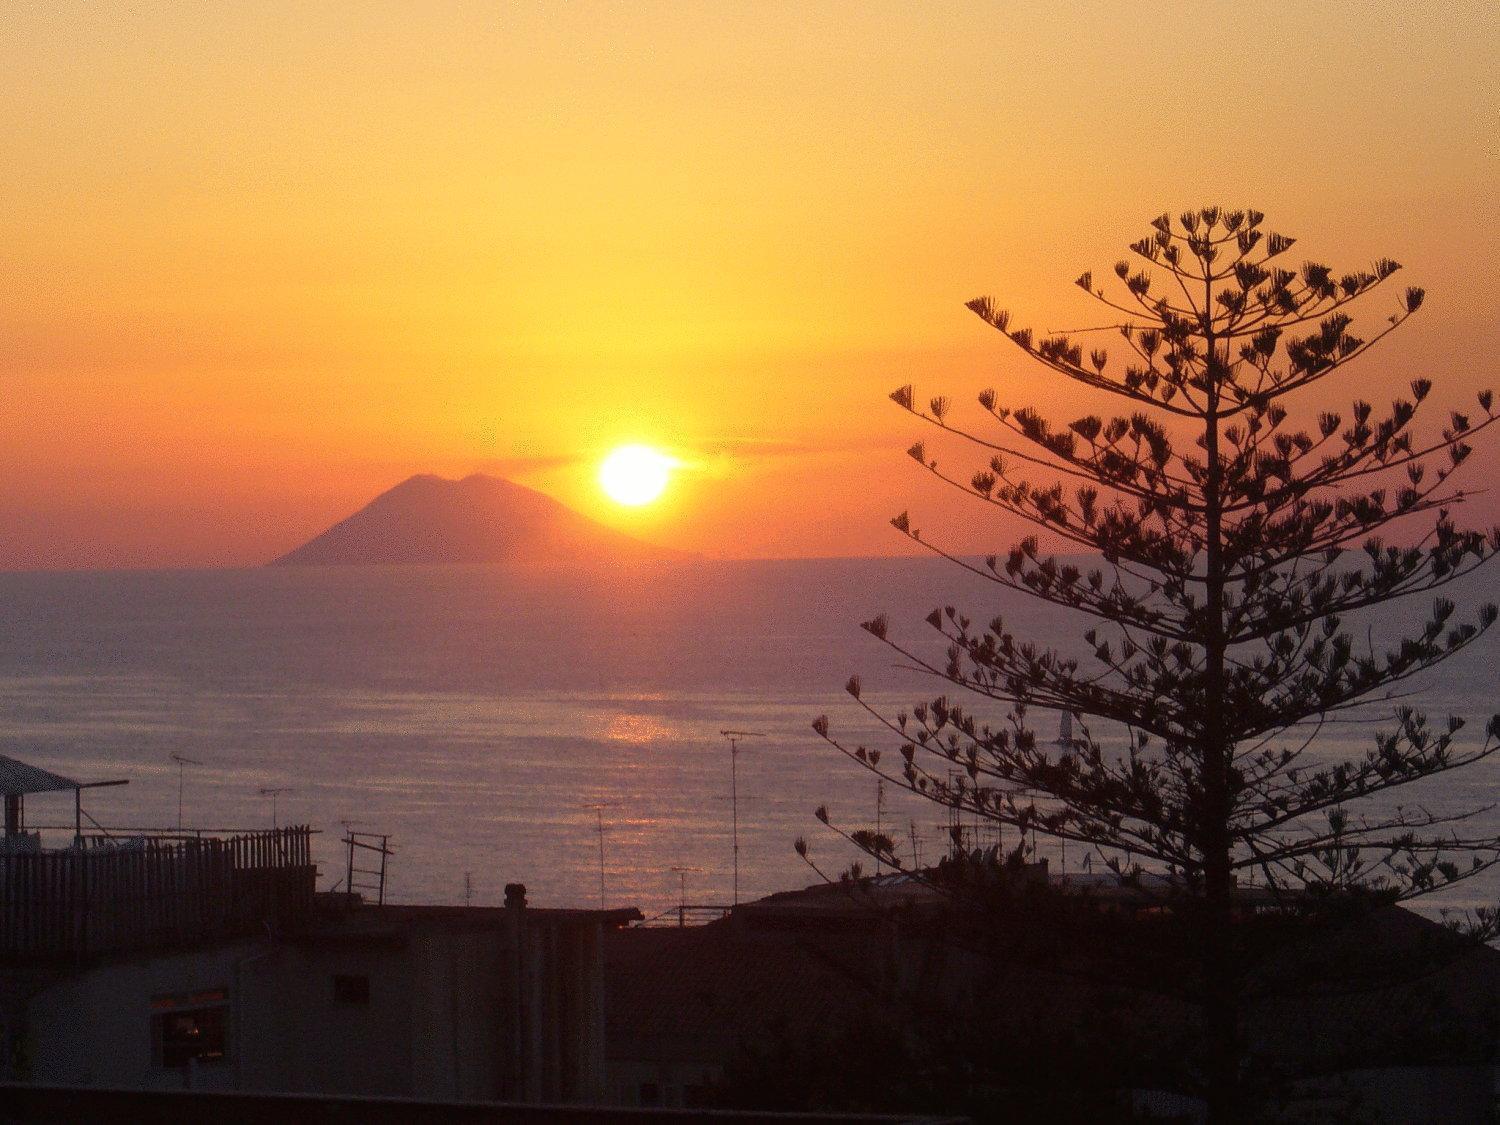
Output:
[{"xmin": 1, "ymin": 559, "xmax": 1496, "ymax": 917}]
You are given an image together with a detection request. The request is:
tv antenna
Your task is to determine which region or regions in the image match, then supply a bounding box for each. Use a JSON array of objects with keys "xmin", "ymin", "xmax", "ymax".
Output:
[
  {"xmin": 343, "ymin": 828, "xmax": 393, "ymax": 905},
  {"xmin": 669, "ymin": 865, "xmax": 703, "ymax": 927},
  {"xmin": 169, "ymin": 753, "xmax": 202, "ymax": 831},
  {"xmin": 582, "ymin": 803, "xmax": 610, "ymax": 907},
  {"xmin": 720, "ymin": 730, "xmax": 765, "ymax": 904},
  {"xmin": 258, "ymin": 787, "xmax": 295, "ymax": 829}
]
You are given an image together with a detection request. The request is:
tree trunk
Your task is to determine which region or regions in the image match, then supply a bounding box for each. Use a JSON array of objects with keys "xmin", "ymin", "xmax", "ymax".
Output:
[
  {"xmin": 1200, "ymin": 294, "xmax": 1240, "ymax": 1122},
  {"xmin": 1201, "ymin": 851, "xmax": 1240, "ymax": 1122}
]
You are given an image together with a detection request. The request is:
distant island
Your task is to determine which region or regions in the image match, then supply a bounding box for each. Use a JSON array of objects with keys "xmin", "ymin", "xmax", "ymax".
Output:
[{"xmin": 270, "ymin": 473, "xmax": 685, "ymax": 567}]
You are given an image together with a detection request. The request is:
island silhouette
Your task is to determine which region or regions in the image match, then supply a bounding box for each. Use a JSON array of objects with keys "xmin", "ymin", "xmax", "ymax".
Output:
[{"xmin": 271, "ymin": 473, "xmax": 684, "ymax": 567}]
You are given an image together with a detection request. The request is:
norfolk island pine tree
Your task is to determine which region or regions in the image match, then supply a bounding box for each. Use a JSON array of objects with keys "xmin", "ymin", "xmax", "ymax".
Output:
[{"xmin": 808, "ymin": 207, "xmax": 1500, "ymax": 1120}]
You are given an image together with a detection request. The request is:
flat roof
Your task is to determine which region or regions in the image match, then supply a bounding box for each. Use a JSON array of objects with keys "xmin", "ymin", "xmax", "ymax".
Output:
[{"xmin": 300, "ymin": 900, "xmax": 644, "ymax": 943}]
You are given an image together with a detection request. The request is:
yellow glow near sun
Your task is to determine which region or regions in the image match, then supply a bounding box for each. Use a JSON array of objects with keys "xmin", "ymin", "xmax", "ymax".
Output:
[{"xmin": 599, "ymin": 444, "xmax": 677, "ymax": 506}]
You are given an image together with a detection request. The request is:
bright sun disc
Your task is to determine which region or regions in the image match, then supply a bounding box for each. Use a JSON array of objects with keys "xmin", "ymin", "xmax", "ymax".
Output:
[{"xmin": 599, "ymin": 444, "xmax": 675, "ymax": 506}]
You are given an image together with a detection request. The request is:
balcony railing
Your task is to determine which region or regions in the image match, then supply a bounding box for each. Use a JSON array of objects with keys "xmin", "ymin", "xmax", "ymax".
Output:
[{"xmin": 0, "ymin": 826, "xmax": 316, "ymax": 959}]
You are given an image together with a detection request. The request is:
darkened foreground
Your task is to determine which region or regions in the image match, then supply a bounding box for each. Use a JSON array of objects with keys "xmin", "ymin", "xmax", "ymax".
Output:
[
  {"xmin": 3, "ymin": 853, "xmax": 1496, "ymax": 1121},
  {"xmin": 6, "ymin": 890, "xmax": 638, "ymax": 1106},
  {"xmin": 609, "ymin": 867, "xmax": 1500, "ymax": 1122},
  {"xmin": 0, "ymin": 1085, "xmax": 964, "ymax": 1125},
  {"xmin": 2, "ymin": 746, "xmax": 1494, "ymax": 1122}
]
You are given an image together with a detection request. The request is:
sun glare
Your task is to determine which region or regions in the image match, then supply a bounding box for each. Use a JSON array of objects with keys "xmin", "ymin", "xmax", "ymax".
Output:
[{"xmin": 599, "ymin": 444, "xmax": 676, "ymax": 506}]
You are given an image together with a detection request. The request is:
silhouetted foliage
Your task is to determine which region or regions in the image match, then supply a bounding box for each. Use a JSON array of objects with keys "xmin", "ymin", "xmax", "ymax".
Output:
[
  {"xmin": 709, "ymin": 884, "xmax": 1157, "ymax": 1122},
  {"xmin": 809, "ymin": 208, "xmax": 1500, "ymax": 1121},
  {"xmin": 713, "ymin": 998, "xmax": 1145, "ymax": 1123}
]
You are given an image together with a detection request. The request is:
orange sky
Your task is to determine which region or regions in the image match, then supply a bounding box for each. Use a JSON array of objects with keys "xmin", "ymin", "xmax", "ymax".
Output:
[{"xmin": 2, "ymin": 2, "xmax": 1496, "ymax": 569}]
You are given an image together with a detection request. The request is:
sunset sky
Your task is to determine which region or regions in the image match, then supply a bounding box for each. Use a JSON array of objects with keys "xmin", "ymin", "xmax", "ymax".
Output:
[{"xmin": 3, "ymin": 2, "xmax": 1496, "ymax": 569}]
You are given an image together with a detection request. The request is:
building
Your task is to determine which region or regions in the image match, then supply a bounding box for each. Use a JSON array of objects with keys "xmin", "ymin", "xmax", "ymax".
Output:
[
  {"xmin": 605, "ymin": 869, "xmax": 1500, "ymax": 1123},
  {"xmin": 11, "ymin": 749, "xmax": 1495, "ymax": 1122},
  {"xmin": 19, "ymin": 889, "xmax": 638, "ymax": 1103},
  {"xmin": 1, "ymin": 755, "xmax": 641, "ymax": 1105}
]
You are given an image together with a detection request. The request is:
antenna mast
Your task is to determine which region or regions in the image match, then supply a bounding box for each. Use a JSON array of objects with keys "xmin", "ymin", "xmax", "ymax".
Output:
[
  {"xmin": 668, "ymin": 864, "xmax": 703, "ymax": 927},
  {"xmin": 719, "ymin": 730, "xmax": 765, "ymax": 904},
  {"xmin": 169, "ymin": 753, "xmax": 202, "ymax": 831},
  {"xmin": 258, "ymin": 786, "xmax": 294, "ymax": 829},
  {"xmin": 582, "ymin": 803, "xmax": 609, "ymax": 908}
]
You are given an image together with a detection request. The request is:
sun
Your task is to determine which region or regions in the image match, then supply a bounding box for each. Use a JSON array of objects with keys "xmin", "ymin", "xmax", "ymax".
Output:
[{"xmin": 599, "ymin": 444, "xmax": 676, "ymax": 506}]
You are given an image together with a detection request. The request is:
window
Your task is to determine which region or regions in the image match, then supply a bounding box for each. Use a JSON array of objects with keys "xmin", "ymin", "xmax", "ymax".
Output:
[
  {"xmin": 332, "ymin": 974, "xmax": 370, "ymax": 1005},
  {"xmin": 152, "ymin": 1006, "xmax": 227, "ymax": 1068}
]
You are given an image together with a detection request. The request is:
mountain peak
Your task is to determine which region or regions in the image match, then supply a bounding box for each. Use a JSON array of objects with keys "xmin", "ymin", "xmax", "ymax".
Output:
[{"xmin": 271, "ymin": 474, "xmax": 684, "ymax": 568}]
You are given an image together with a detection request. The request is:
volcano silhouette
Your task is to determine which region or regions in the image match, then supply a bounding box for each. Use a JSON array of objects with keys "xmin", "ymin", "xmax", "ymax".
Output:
[{"xmin": 271, "ymin": 473, "xmax": 684, "ymax": 567}]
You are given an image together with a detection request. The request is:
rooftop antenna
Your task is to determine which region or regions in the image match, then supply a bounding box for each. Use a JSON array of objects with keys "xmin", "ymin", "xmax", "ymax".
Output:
[
  {"xmin": 720, "ymin": 730, "xmax": 765, "ymax": 905},
  {"xmin": 463, "ymin": 871, "xmax": 475, "ymax": 908},
  {"xmin": 258, "ymin": 787, "xmax": 294, "ymax": 829},
  {"xmin": 169, "ymin": 753, "xmax": 202, "ymax": 831},
  {"xmin": 582, "ymin": 803, "xmax": 610, "ymax": 908},
  {"xmin": 669, "ymin": 864, "xmax": 703, "ymax": 927},
  {"xmin": 1057, "ymin": 710, "xmax": 1079, "ymax": 750},
  {"xmin": 343, "ymin": 828, "xmax": 393, "ymax": 905}
]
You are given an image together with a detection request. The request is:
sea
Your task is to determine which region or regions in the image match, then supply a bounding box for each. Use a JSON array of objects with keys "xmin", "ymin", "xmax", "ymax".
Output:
[{"xmin": 1, "ymin": 558, "xmax": 1496, "ymax": 918}]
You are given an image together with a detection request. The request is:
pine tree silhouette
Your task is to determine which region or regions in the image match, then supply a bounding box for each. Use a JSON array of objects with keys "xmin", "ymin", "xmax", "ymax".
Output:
[{"xmin": 812, "ymin": 207, "xmax": 1500, "ymax": 1119}]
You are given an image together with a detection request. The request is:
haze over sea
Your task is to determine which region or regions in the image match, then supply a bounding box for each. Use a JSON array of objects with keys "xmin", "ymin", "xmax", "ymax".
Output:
[{"xmin": 2, "ymin": 559, "xmax": 1496, "ymax": 917}]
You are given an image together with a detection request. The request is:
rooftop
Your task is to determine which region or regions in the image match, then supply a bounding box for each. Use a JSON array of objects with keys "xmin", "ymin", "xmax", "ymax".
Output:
[
  {"xmin": 304, "ymin": 897, "xmax": 643, "ymax": 944},
  {"xmin": 608, "ymin": 872, "xmax": 1500, "ymax": 1082},
  {"xmin": 0, "ymin": 755, "xmax": 83, "ymax": 797}
]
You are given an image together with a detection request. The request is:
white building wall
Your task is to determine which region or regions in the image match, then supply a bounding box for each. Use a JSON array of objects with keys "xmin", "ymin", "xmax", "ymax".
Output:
[{"xmin": 20, "ymin": 912, "xmax": 608, "ymax": 1104}]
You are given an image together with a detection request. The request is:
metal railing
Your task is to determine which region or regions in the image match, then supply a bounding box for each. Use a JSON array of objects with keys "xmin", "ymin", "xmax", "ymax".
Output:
[{"xmin": 637, "ymin": 903, "xmax": 733, "ymax": 928}]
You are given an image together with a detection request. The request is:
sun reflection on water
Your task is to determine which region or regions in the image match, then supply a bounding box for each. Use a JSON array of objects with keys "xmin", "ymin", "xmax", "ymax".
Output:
[{"xmin": 603, "ymin": 712, "xmax": 677, "ymax": 744}]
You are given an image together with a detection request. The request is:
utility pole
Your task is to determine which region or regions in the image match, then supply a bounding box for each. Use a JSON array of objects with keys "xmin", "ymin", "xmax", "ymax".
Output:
[
  {"xmin": 719, "ymin": 730, "xmax": 764, "ymax": 905},
  {"xmin": 582, "ymin": 803, "xmax": 609, "ymax": 908},
  {"xmin": 258, "ymin": 787, "xmax": 294, "ymax": 829},
  {"xmin": 169, "ymin": 753, "xmax": 202, "ymax": 831}
]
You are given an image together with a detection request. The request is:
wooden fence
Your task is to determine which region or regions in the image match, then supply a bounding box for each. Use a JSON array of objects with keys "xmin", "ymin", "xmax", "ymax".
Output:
[{"xmin": 0, "ymin": 826, "xmax": 315, "ymax": 959}]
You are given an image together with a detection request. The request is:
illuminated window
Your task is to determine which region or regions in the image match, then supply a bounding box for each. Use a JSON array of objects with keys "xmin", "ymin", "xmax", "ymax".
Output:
[{"xmin": 152, "ymin": 1005, "xmax": 227, "ymax": 1068}]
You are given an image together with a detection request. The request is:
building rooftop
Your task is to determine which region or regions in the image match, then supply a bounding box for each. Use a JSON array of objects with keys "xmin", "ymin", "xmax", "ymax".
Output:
[
  {"xmin": 306, "ymin": 898, "xmax": 643, "ymax": 941},
  {"xmin": 608, "ymin": 872, "xmax": 1500, "ymax": 1083},
  {"xmin": 0, "ymin": 755, "xmax": 83, "ymax": 797}
]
